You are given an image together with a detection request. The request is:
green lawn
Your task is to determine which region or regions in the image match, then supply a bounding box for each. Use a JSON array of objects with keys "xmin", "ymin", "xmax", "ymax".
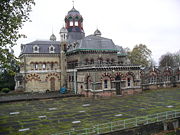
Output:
[{"xmin": 0, "ymin": 88, "xmax": 180, "ymax": 135}]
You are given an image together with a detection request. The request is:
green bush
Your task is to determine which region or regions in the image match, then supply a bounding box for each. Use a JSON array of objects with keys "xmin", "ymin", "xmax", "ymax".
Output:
[{"xmin": 1, "ymin": 88, "xmax": 10, "ymax": 93}]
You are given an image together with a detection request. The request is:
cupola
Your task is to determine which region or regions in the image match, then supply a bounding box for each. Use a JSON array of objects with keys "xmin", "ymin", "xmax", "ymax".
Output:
[
  {"xmin": 65, "ymin": 6, "xmax": 84, "ymax": 33},
  {"xmin": 50, "ymin": 33, "xmax": 56, "ymax": 41},
  {"xmin": 94, "ymin": 29, "xmax": 101, "ymax": 37},
  {"xmin": 59, "ymin": 26, "xmax": 68, "ymax": 42}
]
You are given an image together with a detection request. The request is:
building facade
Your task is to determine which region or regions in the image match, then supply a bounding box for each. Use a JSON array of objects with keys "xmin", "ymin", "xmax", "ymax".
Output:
[
  {"xmin": 15, "ymin": 6, "xmax": 143, "ymax": 96},
  {"xmin": 141, "ymin": 66, "xmax": 180, "ymax": 90}
]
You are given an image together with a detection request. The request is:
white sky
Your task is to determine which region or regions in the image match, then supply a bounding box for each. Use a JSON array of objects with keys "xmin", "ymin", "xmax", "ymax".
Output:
[{"xmin": 15, "ymin": 0, "xmax": 180, "ymax": 64}]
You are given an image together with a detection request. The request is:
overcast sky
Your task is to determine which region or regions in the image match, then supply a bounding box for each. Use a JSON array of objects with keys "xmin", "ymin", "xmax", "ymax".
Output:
[{"xmin": 14, "ymin": 0, "xmax": 180, "ymax": 64}]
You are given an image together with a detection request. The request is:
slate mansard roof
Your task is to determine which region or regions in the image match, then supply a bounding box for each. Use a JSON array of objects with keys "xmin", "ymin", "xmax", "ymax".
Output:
[
  {"xmin": 21, "ymin": 40, "xmax": 61, "ymax": 54},
  {"xmin": 67, "ymin": 35, "xmax": 119, "ymax": 52},
  {"xmin": 20, "ymin": 35, "xmax": 125, "ymax": 55}
]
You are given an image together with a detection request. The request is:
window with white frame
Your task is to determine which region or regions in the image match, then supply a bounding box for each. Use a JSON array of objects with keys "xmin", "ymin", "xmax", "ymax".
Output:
[
  {"xmin": 33, "ymin": 45, "xmax": 39, "ymax": 53},
  {"xmin": 42, "ymin": 63, "xmax": 46, "ymax": 70},
  {"xmin": 34, "ymin": 63, "xmax": 38, "ymax": 70},
  {"xmin": 150, "ymin": 76, "xmax": 156, "ymax": 84},
  {"xmin": 49, "ymin": 45, "xmax": 55, "ymax": 53}
]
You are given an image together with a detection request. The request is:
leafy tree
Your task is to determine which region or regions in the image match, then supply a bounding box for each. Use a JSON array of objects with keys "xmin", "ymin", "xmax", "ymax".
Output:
[
  {"xmin": 173, "ymin": 50, "xmax": 180, "ymax": 66},
  {"xmin": 159, "ymin": 53, "xmax": 174, "ymax": 67},
  {"xmin": 159, "ymin": 51, "xmax": 180, "ymax": 67},
  {"xmin": 128, "ymin": 44, "xmax": 152, "ymax": 67},
  {"xmin": 0, "ymin": 0, "xmax": 35, "ymax": 72},
  {"xmin": 0, "ymin": 48, "xmax": 20, "ymax": 91}
]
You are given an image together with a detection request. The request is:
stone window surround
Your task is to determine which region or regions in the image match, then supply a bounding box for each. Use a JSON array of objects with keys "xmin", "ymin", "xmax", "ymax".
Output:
[
  {"xmin": 33, "ymin": 45, "xmax": 39, "ymax": 53},
  {"xmin": 102, "ymin": 76, "xmax": 111, "ymax": 90},
  {"xmin": 49, "ymin": 45, "xmax": 55, "ymax": 53},
  {"xmin": 30, "ymin": 61, "xmax": 58, "ymax": 70}
]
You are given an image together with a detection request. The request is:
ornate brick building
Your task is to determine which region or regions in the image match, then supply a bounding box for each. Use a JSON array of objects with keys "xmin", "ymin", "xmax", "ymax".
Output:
[
  {"xmin": 141, "ymin": 66, "xmax": 180, "ymax": 90},
  {"xmin": 15, "ymin": 6, "xmax": 142, "ymax": 96}
]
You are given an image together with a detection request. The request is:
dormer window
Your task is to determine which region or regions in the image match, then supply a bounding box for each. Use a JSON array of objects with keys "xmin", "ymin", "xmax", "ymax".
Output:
[
  {"xmin": 33, "ymin": 45, "xmax": 39, "ymax": 53},
  {"xmin": 49, "ymin": 45, "xmax": 55, "ymax": 53}
]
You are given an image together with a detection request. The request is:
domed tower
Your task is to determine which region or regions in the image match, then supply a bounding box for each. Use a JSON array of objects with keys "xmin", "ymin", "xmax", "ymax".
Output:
[
  {"xmin": 50, "ymin": 33, "xmax": 56, "ymax": 41},
  {"xmin": 65, "ymin": 6, "xmax": 85, "ymax": 42}
]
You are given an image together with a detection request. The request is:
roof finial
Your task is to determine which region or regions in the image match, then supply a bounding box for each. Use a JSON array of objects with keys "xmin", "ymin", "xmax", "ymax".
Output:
[
  {"xmin": 72, "ymin": 0, "xmax": 74, "ymax": 8},
  {"xmin": 52, "ymin": 26, "xmax": 54, "ymax": 34}
]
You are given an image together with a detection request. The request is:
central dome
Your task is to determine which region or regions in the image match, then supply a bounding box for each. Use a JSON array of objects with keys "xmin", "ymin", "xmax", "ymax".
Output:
[{"xmin": 68, "ymin": 7, "xmax": 80, "ymax": 15}]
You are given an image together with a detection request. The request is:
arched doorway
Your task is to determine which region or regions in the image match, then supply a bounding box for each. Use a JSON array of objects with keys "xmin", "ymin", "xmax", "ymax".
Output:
[
  {"xmin": 86, "ymin": 76, "xmax": 92, "ymax": 90},
  {"xmin": 50, "ymin": 77, "xmax": 55, "ymax": 91},
  {"xmin": 115, "ymin": 75, "xmax": 121, "ymax": 95}
]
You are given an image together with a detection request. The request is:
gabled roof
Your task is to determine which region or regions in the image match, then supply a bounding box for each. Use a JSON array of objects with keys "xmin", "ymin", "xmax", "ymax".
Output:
[{"xmin": 21, "ymin": 40, "xmax": 61, "ymax": 54}]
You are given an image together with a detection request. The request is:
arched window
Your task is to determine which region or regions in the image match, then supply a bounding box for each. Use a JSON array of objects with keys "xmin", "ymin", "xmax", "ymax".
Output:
[
  {"xmin": 98, "ymin": 58, "xmax": 103, "ymax": 64},
  {"xmin": 50, "ymin": 62, "xmax": 54, "ymax": 70},
  {"xmin": 33, "ymin": 45, "xmax": 39, "ymax": 53},
  {"xmin": 85, "ymin": 59, "xmax": 89, "ymax": 65},
  {"xmin": 126, "ymin": 75, "xmax": 134, "ymax": 87},
  {"xmin": 102, "ymin": 76, "xmax": 111, "ymax": 89},
  {"xmin": 164, "ymin": 75, "xmax": 170, "ymax": 82},
  {"xmin": 34, "ymin": 63, "xmax": 38, "ymax": 70},
  {"xmin": 35, "ymin": 47, "xmax": 38, "ymax": 51},
  {"xmin": 70, "ymin": 21, "xmax": 73, "ymax": 26},
  {"xmin": 104, "ymin": 80, "xmax": 108, "ymax": 88},
  {"xmin": 127, "ymin": 78, "xmax": 131, "ymax": 86},
  {"xmin": 111, "ymin": 59, "xmax": 115, "ymax": 64},
  {"xmin": 149, "ymin": 76, "xmax": 157, "ymax": 84},
  {"xmin": 90, "ymin": 59, "xmax": 94, "ymax": 64},
  {"xmin": 75, "ymin": 21, "xmax": 78, "ymax": 26},
  {"xmin": 42, "ymin": 63, "xmax": 46, "ymax": 70},
  {"xmin": 106, "ymin": 58, "xmax": 110, "ymax": 64},
  {"xmin": 49, "ymin": 45, "xmax": 55, "ymax": 53}
]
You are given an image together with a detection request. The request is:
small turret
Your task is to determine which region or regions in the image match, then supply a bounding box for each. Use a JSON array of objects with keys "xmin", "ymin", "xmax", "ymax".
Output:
[
  {"xmin": 59, "ymin": 27, "xmax": 68, "ymax": 42},
  {"xmin": 94, "ymin": 29, "xmax": 101, "ymax": 37},
  {"xmin": 50, "ymin": 33, "xmax": 56, "ymax": 41}
]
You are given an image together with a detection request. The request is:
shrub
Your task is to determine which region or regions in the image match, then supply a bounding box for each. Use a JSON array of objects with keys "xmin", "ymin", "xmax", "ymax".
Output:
[{"xmin": 1, "ymin": 88, "xmax": 10, "ymax": 93}]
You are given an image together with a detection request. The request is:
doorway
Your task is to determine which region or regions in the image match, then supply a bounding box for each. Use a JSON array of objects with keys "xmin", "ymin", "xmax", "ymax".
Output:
[
  {"xmin": 115, "ymin": 75, "xmax": 121, "ymax": 95},
  {"xmin": 86, "ymin": 76, "xmax": 92, "ymax": 90},
  {"xmin": 50, "ymin": 77, "xmax": 55, "ymax": 91}
]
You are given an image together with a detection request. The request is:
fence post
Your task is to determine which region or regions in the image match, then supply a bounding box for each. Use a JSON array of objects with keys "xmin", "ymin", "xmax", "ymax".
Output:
[
  {"xmin": 166, "ymin": 111, "xmax": 168, "ymax": 120},
  {"xmin": 96, "ymin": 125, "xmax": 99, "ymax": 134},
  {"xmin": 85, "ymin": 128, "xmax": 88, "ymax": 135},
  {"xmin": 135, "ymin": 117, "xmax": 137, "ymax": 126},
  {"xmin": 110, "ymin": 122, "xmax": 112, "ymax": 132},
  {"xmin": 175, "ymin": 110, "xmax": 176, "ymax": 118},
  {"xmin": 146, "ymin": 116, "xmax": 148, "ymax": 124},
  {"xmin": 157, "ymin": 113, "xmax": 159, "ymax": 122},
  {"xmin": 124, "ymin": 120, "xmax": 126, "ymax": 129}
]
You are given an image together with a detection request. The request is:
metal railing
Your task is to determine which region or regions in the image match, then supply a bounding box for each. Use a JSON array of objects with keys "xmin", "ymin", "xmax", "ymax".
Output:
[{"xmin": 52, "ymin": 109, "xmax": 180, "ymax": 135}]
